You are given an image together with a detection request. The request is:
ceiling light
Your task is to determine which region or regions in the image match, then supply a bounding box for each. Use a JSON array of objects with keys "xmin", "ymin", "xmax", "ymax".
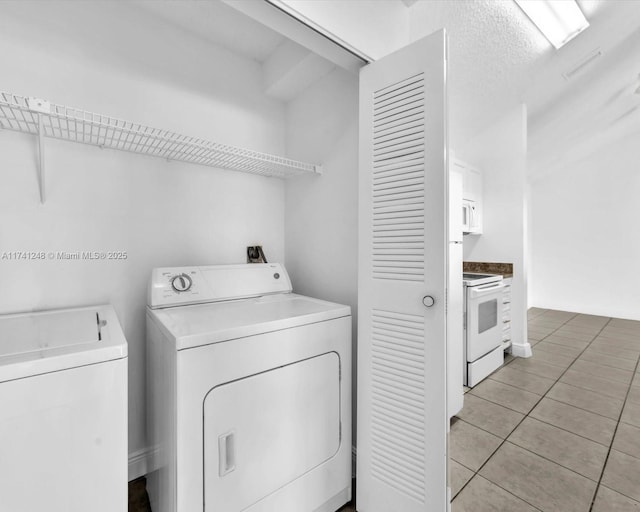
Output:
[{"xmin": 515, "ymin": 0, "xmax": 589, "ymax": 49}]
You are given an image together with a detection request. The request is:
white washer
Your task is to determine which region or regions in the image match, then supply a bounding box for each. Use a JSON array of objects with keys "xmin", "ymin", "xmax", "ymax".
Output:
[
  {"xmin": 146, "ymin": 263, "xmax": 352, "ymax": 512},
  {"xmin": 0, "ymin": 304, "xmax": 128, "ymax": 512}
]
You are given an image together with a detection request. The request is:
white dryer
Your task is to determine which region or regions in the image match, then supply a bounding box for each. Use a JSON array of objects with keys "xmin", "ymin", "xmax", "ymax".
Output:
[
  {"xmin": 0, "ymin": 305, "xmax": 128, "ymax": 512},
  {"xmin": 146, "ymin": 263, "xmax": 352, "ymax": 512}
]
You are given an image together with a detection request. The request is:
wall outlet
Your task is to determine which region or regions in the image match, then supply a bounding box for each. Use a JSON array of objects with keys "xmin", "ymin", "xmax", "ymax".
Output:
[{"xmin": 247, "ymin": 246, "xmax": 267, "ymax": 263}]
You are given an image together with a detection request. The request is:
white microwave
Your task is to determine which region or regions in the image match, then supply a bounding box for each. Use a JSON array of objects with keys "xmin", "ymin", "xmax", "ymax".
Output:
[{"xmin": 462, "ymin": 199, "xmax": 479, "ymax": 234}]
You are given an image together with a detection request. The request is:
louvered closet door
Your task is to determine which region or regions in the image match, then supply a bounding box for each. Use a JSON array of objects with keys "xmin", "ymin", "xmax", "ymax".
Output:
[{"xmin": 357, "ymin": 30, "xmax": 448, "ymax": 512}]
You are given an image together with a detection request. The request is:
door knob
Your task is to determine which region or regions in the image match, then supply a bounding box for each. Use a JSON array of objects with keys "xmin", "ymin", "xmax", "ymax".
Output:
[{"xmin": 422, "ymin": 295, "xmax": 435, "ymax": 307}]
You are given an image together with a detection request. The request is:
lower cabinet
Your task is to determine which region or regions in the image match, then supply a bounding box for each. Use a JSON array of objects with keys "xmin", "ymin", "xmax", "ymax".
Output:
[{"xmin": 502, "ymin": 277, "xmax": 512, "ymax": 350}]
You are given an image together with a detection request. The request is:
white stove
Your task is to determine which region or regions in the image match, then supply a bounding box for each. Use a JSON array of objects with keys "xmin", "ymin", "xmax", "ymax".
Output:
[{"xmin": 463, "ymin": 273, "xmax": 505, "ymax": 387}]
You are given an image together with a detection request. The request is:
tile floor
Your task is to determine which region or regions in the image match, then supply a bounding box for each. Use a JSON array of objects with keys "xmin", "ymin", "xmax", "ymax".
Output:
[{"xmin": 450, "ymin": 309, "xmax": 640, "ymax": 512}]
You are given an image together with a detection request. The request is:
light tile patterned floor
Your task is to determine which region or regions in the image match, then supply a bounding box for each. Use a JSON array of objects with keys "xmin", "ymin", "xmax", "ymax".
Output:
[{"xmin": 450, "ymin": 309, "xmax": 640, "ymax": 512}]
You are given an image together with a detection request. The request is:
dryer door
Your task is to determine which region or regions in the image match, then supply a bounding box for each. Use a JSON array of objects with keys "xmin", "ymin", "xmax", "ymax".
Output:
[{"xmin": 203, "ymin": 352, "xmax": 341, "ymax": 511}]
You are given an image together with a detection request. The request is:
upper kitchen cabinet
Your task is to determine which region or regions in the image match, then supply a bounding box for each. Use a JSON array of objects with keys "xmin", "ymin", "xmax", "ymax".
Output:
[{"xmin": 454, "ymin": 158, "xmax": 483, "ymax": 235}]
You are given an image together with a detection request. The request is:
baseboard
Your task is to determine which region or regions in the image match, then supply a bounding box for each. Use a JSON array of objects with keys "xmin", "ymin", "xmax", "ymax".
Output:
[
  {"xmin": 128, "ymin": 446, "xmax": 157, "ymax": 482},
  {"xmin": 511, "ymin": 341, "xmax": 532, "ymax": 358}
]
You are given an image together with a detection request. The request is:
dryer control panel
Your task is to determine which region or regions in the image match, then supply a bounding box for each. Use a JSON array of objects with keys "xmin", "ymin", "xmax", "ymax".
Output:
[{"xmin": 147, "ymin": 263, "xmax": 292, "ymax": 309}]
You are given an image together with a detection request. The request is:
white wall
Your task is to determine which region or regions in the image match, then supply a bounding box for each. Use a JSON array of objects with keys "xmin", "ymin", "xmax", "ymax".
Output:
[
  {"xmin": 284, "ymin": 68, "xmax": 359, "ymax": 443},
  {"xmin": 460, "ymin": 105, "xmax": 530, "ymax": 356},
  {"xmin": 529, "ymin": 131, "xmax": 640, "ymax": 320},
  {"xmin": 0, "ymin": 2, "xmax": 287, "ymax": 477}
]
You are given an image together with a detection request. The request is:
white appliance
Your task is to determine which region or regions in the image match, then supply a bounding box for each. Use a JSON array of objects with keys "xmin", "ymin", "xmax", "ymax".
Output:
[
  {"xmin": 457, "ymin": 157, "xmax": 483, "ymax": 235},
  {"xmin": 462, "ymin": 199, "xmax": 480, "ymax": 235},
  {"xmin": 146, "ymin": 263, "xmax": 352, "ymax": 512},
  {"xmin": 0, "ymin": 305, "xmax": 128, "ymax": 512},
  {"xmin": 463, "ymin": 273, "xmax": 505, "ymax": 387}
]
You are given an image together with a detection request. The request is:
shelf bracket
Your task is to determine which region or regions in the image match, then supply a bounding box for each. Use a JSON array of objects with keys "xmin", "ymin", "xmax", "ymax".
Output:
[
  {"xmin": 27, "ymin": 97, "xmax": 50, "ymax": 204},
  {"xmin": 36, "ymin": 113, "xmax": 45, "ymax": 204}
]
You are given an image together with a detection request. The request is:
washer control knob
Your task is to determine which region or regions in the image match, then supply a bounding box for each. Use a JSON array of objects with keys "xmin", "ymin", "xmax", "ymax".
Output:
[{"xmin": 171, "ymin": 273, "xmax": 192, "ymax": 293}]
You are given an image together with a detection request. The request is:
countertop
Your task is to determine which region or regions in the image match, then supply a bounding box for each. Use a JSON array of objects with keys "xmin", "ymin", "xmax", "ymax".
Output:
[{"xmin": 463, "ymin": 261, "xmax": 513, "ymax": 278}]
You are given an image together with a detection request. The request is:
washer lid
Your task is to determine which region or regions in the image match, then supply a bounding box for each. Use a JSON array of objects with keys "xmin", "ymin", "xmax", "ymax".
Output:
[
  {"xmin": 148, "ymin": 293, "xmax": 351, "ymax": 351},
  {"xmin": 0, "ymin": 305, "xmax": 127, "ymax": 383}
]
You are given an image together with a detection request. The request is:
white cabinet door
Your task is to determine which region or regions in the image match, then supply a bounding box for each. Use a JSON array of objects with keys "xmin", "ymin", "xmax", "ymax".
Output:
[
  {"xmin": 468, "ymin": 167, "xmax": 483, "ymax": 233},
  {"xmin": 357, "ymin": 30, "xmax": 448, "ymax": 512},
  {"xmin": 459, "ymin": 161, "xmax": 473, "ymax": 201},
  {"xmin": 468, "ymin": 168, "xmax": 482, "ymax": 203},
  {"xmin": 460, "ymin": 163, "xmax": 481, "ymax": 203},
  {"xmin": 458, "ymin": 160, "xmax": 483, "ymax": 234},
  {"xmin": 449, "ymin": 167, "xmax": 463, "ymax": 243}
]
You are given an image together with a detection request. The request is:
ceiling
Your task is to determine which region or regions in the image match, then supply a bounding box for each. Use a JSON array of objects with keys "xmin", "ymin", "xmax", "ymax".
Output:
[
  {"xmin": 132, "ymin": 0, "xmax": 336, "ymax": 102},
  {"xmin": 523, "ymin": 2, "xmax": 640, "ymax": 178},
  {"xmin": 405, "ymin": 0, "xmax": 640, "ymax": 176},
  {"xmin": 133, "ymin": 0, "xmax": 286, "ymax": 63}
]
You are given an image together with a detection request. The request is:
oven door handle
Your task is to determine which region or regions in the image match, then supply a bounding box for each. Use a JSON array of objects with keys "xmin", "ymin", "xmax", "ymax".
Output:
[{"xmin": 469, "ymin": 282, "xmax": 504, "ymax": 298}]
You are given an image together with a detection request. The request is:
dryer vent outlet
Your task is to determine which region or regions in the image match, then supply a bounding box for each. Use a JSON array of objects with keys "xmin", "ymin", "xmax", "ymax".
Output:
[{"xmin": 247, "ymin": 246, "xmax": 267, "ymax": 264}]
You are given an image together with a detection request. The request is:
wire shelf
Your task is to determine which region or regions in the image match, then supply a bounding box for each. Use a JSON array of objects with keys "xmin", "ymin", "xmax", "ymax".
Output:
[{"xmin": 0, "ymin": 91, "xmax": 321, "ymax": 179}]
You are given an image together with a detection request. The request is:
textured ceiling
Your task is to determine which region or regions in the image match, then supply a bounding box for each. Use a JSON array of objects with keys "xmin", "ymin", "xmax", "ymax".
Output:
[
  {"xmin": 407, "ymin": 0, "xmax": 640, "ymax": 176},
  {"xmin": 409, "ymin": 0, "xmax": 546, "ymax": 148}
]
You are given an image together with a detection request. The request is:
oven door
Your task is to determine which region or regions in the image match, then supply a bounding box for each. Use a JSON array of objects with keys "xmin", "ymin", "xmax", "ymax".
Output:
[{"xmin": 466, "ymin": 281, "xmax": 505, "ymax": 361}]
